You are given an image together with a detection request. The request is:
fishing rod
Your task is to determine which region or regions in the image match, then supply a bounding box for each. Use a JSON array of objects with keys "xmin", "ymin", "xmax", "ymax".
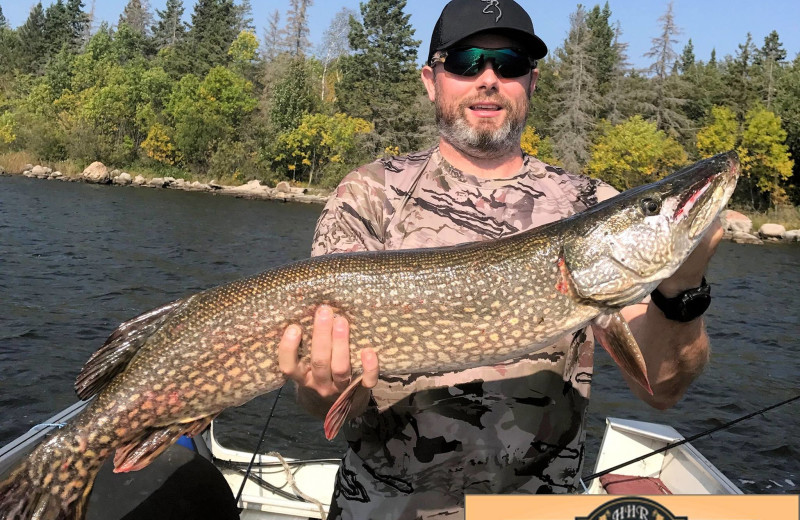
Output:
[{"xmin": 581, "ymin": 393, "xmax": 800, "ymax": 485}]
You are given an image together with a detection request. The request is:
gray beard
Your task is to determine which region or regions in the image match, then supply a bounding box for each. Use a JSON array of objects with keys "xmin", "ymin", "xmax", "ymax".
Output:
[{"xmin": 435, "ymin": 98, "xmax": 527, "ymax": 159}]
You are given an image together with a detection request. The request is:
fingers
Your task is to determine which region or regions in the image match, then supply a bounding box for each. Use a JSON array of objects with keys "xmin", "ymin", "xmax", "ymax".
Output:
[
  {"xmin": 360, "ymin": 348, "xmax": 380, "ymax": 389},
  {"xmin": 330, "ymin": 315, "xmax": 352, "ymax": 391},
  {"xmin": 310, "ymin": 306, "xmax": 335, "ymax": 388},
  {"xmin": 278, "ymin": 324, "xmax": 303, "ymax": 380}
]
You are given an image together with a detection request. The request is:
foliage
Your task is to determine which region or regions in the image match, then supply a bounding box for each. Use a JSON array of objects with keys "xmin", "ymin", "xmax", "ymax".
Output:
[
  {"xmin": 141, "ymin": 123, "xmax": 182, "ymax": 165},
  {"xmin": 588, "ymin": 115, "xmax": 687, "ymax": 190},
  {"xmin": 273, "ymin": 112, "xmax": 371, "ymax": 185},
  {"xmin": 696, "ymin": 105, "xmax": 738, "ymax": 158},
  {"xmin": 739, "ymin": 106, "xmax": 794, "ymax": 207},
  {"xmin": 336, "ymin": 0, "xmax": 423, "ymax": 155}
]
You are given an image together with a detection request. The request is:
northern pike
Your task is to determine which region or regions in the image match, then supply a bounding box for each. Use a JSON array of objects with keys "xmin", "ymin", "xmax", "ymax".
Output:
[{"xmin": 0, "ymin": 152, "xmax": 739, "ymax": 519}]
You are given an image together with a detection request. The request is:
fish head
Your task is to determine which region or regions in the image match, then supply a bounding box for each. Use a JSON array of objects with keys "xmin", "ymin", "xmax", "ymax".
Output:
[{"xmin": 563, "ymin": 151, "xmax": 739, "ymax": 307}]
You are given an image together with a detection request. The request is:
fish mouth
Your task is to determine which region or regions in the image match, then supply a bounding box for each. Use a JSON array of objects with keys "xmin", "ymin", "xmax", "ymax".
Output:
[{"xmin": 671, "ymin": 152, "xmax": 739, "ymax": 237}]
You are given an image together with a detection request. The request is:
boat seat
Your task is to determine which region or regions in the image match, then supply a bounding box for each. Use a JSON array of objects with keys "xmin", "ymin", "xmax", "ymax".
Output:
[{"xmin": 599, "ymin": 474, "xmax": 672, "ymax": 495}]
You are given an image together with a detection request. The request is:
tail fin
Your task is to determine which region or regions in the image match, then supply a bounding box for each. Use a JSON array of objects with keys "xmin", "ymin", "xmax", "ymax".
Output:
[{"xmin": 0, "ymin": 435, "xmax": 100, "ymax": 520}]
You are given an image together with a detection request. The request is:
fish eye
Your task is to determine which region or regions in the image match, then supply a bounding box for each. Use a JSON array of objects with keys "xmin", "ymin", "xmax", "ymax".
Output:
[{"xmin": 641, "ymin": 197, "xmax": 661, "ymax": 216}]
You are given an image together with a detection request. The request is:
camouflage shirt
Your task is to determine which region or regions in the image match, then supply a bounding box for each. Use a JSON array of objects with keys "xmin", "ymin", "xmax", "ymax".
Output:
[{"xmin": 311, "ymin": 148, "xmax": 617, "ymax": 520}]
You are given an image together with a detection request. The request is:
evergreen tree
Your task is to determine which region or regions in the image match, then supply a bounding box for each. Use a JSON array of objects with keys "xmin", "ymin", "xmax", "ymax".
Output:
[
  {"xmin": 270, "ymin": 57, "xmax": 316, "ymax": 133},
  {"xmin": 336, "ymin": 0, "xmax": 421, "ymax": 154},
  {"xmin": 184, "ymin": 0, "xmax": 238, "ymax": 75},
  {"xmin": 725, "ymin": 33, "xmax": 759, "ymax": 116},
  {"xmin": 550, "ymin": 6, "xmax": 600, "ymax": 173},
  {"xmin": 603, "ymin": 23, "xmax": 638, "ymax": 125},
  {"xmin": 774, "ymin": 55, "xmax": 800, "ymax": 204},
  {"xmin": 66, "ymin": 0, "xmax": 90, "ymax": 49},
  {"xmin": 643, "ymin": 1, "xmax": 690, "ymax": 140},
  {"xmin": 679, "ymin": 39, "xmax": 695, "ymax": 73},
  {"xmin": 0, "ymin": 6, "xmax": 7, "ymax": 29},
  {"xmin": 586, "ymin": 2, "xmax": 615, "ymax": 97},
  {"xmin": 119, "ymin": 0, "xmax": 152, "ymax": 36},
  {"xmin": 756, "ymin": 30, "xmax": 786, "ymax": 108},
  {"xmin": 152, "ymin": 0, "xmax": 186, "ymax": 49},
  {"xmin": 17, "ymin": 3, "xmax": 48, "ymax": 74},
  {"xmin": 262, "ymin": 10, "xmax": 282, "ymax": 61},
  {"xmin": 282, "ymin": 0, "xmax": 313, "ymax": 57},
  {"xmin": 234, "ymin": 0, "xmax": 254, "ymax": 33},
  {"xmin": 45, "ymin": 0, "xmax": 74, "ymax": 58}
]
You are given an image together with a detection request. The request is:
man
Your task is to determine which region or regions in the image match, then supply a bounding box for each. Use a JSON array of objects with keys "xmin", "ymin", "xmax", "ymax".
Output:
[{"xmin": 278, "ymin": 0, "xmax": 721, "ymax": 518}]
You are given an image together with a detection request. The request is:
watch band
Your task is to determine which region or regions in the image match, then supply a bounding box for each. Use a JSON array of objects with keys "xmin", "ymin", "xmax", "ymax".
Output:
[{"xmin": 650, "ymin": 277, "xmax": 711, "ymax": 322}]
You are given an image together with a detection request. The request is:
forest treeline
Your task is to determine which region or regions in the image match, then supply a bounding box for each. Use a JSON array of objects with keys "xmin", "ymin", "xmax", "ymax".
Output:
[{"xmin": 0, "ymin": 0, "xmax": 797, "ymax": 209}]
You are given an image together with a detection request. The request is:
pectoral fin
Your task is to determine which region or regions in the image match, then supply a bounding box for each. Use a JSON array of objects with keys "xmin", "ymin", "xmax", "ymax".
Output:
[
  {"xmin": 323, "ymin": 375, "xmax": 369, "ymax": 440},
  {"xmin": 592, "ymin": 312, "xmax": 653, "ymax": 395}
]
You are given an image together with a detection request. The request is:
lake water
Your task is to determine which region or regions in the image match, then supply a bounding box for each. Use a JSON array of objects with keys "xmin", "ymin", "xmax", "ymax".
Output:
[{"xmin": 0, "ymin": 174, "xmax": 798, "ymax": 494}]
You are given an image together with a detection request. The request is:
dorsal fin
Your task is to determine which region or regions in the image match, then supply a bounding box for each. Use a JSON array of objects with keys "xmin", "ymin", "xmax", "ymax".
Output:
[{"xmin": 75, "ymin": 297, "xmax": 192, "ymax": 400}]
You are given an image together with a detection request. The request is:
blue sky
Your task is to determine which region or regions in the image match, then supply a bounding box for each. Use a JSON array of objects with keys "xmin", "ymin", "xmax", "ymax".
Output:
[{"xmin": 3, "ymin": 1, "xmax": 798, "ymax": 69}]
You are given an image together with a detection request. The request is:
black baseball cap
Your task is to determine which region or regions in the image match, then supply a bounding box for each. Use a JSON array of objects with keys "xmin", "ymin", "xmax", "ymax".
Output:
[{"xmin": 428, "ymin": 0, "xmax": 548, "ymax": 63}]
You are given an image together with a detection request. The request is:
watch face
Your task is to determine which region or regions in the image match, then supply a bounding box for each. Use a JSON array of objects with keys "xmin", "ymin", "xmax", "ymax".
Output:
[{"xmin": 679, "ymin": 291, "xmax": 711, "ymax": 322}]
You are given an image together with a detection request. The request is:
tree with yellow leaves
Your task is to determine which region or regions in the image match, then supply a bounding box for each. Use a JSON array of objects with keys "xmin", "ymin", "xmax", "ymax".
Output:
[{"xmin": 588, "ymin": 115, "xmax": 687, "ymax": 190}]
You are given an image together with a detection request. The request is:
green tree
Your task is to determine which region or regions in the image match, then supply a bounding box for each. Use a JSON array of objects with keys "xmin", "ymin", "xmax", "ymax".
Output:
[
  {"xmin": 152, "ymin": 0, "xmax": 186, "ymax": 49},
  {"xmin": 336, "ymin": 0, "xmax": 422, "ymax": 155},
  {"xmin": 739, "ymin": 106, "xmax": 794, "ymax": 207},
  {"xmin": 183, "ymin": 0, "xmax": 238, "ymax": 75},
  {"xmin": 774, "ymin": 55, "xmax": 800, "ymax": 204},
  {"xmin": 586, "ymin": 2, "xmax": 615, "ymax": 99},
  {"xmin": 0, "ymin": 6, "xmax": 7, "ymax": 29},
  {"xmin": 274, "ymin": 112, "xmax": 371, "ymax": 185},
  {"xmin": 228, "ymin": 30, "xmax": 259, "ymax": 80},
  {"xmin": 17, "ymin": 3, "xmax": 48, "ymax": 74},
  {"xmin": 166, "ymin": 66, "xmax": 257, "ymax": 165},
  {"xmin": 269, "ymin": 57, "xmax": 316, "ymax": 133},
  {"xmin": 643, "ymin": 1, "xmax": 690, "ymax": 140},
  {"xmin": 696, "ymin": 105, "xmax": 738, "ymax": 158},
  {"xmin": 588, "ymin": 115, "xmax": 687, "ymax": 190},
  {"xmin": 754, "ymin": 30, "xmax": 786, "ymax": 109},
  {"xmin": 234, "ymin": 0, "xmax": 254, "ymax": 34},
  {"xmin": 725, "ymin": 33, "xmax": 759, "ymax": 116},
  {"xmin": 119, "ymin": 0, "xmax": 152, "ymax": 37},
  {"xmin": 550, "ymin": 5, "xmax": 599, "ymax": 173}
]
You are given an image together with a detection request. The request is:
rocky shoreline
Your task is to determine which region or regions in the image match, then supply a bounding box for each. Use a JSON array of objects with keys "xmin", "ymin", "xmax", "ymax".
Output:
[
  {"xmin": 3, "ymin": 161, "xmax": 799, "ymax": 244},
  {"xmin": 5, "ymin": 161, "xmax": 330, "ymax": 205}
]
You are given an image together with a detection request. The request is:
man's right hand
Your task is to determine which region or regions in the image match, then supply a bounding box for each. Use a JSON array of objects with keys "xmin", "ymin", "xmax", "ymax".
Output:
[{"xmin": 278, "ymin": 305, "xmax": 379, "ymax": 419}]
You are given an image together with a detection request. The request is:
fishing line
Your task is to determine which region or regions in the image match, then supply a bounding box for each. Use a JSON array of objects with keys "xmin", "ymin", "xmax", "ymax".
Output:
[
  {"xmin": 234, "ymin": 384, "xmax": 285, "ymax": 510},
  {"xmin": 581, "ymin": 393, "xmax": 800, "ymax": 485}
]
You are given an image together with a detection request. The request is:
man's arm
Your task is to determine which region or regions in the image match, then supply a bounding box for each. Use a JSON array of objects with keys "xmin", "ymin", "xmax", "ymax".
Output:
[{"xmin": 619, "ymin": 220, "xmax": 723, "ymax": 409}]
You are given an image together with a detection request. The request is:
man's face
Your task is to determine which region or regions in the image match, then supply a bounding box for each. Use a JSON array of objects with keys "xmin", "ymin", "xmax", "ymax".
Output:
[{"xmin": 421, "ymin": 33, "xmax": 538, "ymax": 159}]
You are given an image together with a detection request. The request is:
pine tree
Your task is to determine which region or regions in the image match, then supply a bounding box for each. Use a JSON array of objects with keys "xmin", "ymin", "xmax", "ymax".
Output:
[
  {"xmin": 643, "ymin": 1, "xmax": 690, "ymax": 140},
  {"xmin": 0, "ymin": 6, "xmax": 7, "ymax": 29},
  {"xmin": 679, "ymin": 39, "xmax": 695, "ymax": 73},
  {"xmin": 66, "ymin": 0, "xmax": 90, "ymax": 50},
  {"xmin": 756, "ymin": 30, "xmax": 786, "ymax": 108},
  {"xmin": 603, "ymin": 23, "xmax": 638, "ymax": 125},
  {"xmin": 152, "ymin": 0, "xmax": 186, "ymax": 49},
  {"xmin": 725, "ymin": 33, "xmax": 759, "ymax": 116},
  {"xmin": 282, "ymin": 0, "xmax": 313, "ymax": 57},
  {"xmin": 44, "ymin": 0, "xmax": 74, "ymax": 58},
  {"xmin": 586, "ymin": 2, "xmax": 615, "ymax": 97},
  {"xmin": 119, "ymin": 0, "xmax": 152, "ymax": 36},
  {"xmin": 234, "ymin": 0, "xmax": 254, "ymax": 33},
  {"xmin": 185, "ymin": 0, "xmax": 238, "ymax": 75},
  {"xmin": 17, "ymin": 3, "xmax": 48, "ymax": 74},
  {"xmin": 550, "ymin": 6, "xmax": 600, "ymax": 174},
  {"xmin": 336, "ymin": 0, "xmax": 422, "ymax": 154},
  {"xmin": 262, "ymin": 10, "xmax": 282, "ymax": 61}
]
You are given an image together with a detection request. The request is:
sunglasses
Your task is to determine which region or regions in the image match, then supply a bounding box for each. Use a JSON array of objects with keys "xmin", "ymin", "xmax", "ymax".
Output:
[{"xmin": 429, "ymin": 47, "xmax": 536, "ymax": 78}]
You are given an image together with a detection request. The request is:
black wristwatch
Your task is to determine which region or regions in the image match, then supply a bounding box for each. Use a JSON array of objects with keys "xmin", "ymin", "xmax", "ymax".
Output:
[{"xmin": 650, "ymin": 277, "xmax": 711, "ymax": 322}]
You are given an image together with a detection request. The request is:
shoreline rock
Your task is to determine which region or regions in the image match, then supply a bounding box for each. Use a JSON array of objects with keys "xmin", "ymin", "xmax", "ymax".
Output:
[{"xmin": 6, "ymin": 161, "xmax": 330, "ymax": 205}]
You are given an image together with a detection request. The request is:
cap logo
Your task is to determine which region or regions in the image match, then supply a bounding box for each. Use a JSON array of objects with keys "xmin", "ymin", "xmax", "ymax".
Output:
[{"xmin": 481, "ymin": 0, "xmax": 502, "ymax": 22}]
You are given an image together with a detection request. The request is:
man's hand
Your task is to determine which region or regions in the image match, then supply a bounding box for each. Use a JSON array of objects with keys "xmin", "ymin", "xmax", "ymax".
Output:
[{"xmin": 278, "ymin": 305, "xmax": 379, "ymax": 419}]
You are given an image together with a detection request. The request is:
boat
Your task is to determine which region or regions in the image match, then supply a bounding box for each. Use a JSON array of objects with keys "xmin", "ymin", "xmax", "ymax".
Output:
[{"xmin": 0, "ymin": 405, "xmax": 741, "ymax": 519}]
